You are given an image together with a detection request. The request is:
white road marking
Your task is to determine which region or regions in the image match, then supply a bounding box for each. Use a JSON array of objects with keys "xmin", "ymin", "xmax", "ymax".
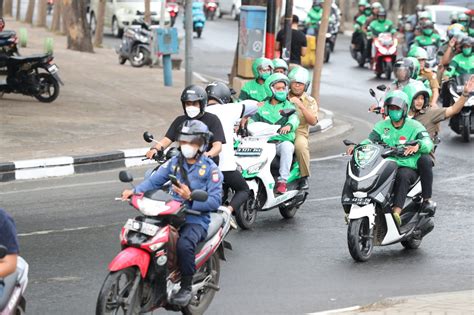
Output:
[
  {"xmin": 18, "ymin": 222, "xmax": 122, "ymax": 237},
  {"xmin": 306, "ymin": 196, "xmax": 340, "ymax": 203},
  {"xmin": 307, "ymin": 305, "xmax": 361, "ymax": 315},
  {"xmin": 310, "ymin": 154, "xmax": 346, "ymax": 162}
]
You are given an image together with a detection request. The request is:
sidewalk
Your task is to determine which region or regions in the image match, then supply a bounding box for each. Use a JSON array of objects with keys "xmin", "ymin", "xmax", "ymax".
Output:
[{"xmin": 310, "ymin": 290, "xmax": 474, "ymax": 315}]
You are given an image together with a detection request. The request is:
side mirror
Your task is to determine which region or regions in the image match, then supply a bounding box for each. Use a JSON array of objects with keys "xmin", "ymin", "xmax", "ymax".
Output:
[
  {"xmin": 369, "ymin": 88, "xmax": 376, "ymax": 97},
  {"xmin": 119, "ymin": 171, "xmax": 134, "ymax": 183},
  {"xmin": 343, "ymin": 139, "xmax": 356, "ymax": 146},
  {"xmin": 0, "ymin": 245, "xmax": 7, "ymax": 259},
  {"xmin": 190, "ymin": 189, "xmax": 208, "ymax": 202},
  {"xmin": 143, "ymin": 131, "xmax": 154, "ymax": 143},
  {"xmin": 280, "ymin": 108, "xmax": 296, "ymax": 117},
  {"xmin": 377, "ymin": 84, "xmax": 387, "ymax": 91}
]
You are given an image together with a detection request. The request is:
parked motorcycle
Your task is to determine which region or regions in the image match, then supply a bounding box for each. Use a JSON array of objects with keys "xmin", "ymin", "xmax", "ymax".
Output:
[
  {"xmin": 0, "ymin": 31, "xmax": 20, "ymax": 57},
  {"xmin": 341, "ymin": 140, "xmax": 435, "ymax": 262},
  {"xmin": 233, "ymin": 111, "xmax": 308, "ymax": 229},
  {"xmin": 166, "ymin": 1, "xmax": 179, "ymax": 27},
  {"xmin": 0, "ymin": 53, "xmax": 63, "ymax": 103},
  {"xmin": 96, "ymin": 171, "xmax": 232, "ymax": 314},
  {"xmin": 204, "ymin": 0, "xmax": 218, "ymax": 21},
  {"xmin": 448, "ymin": 74, "xmax": 474, "ymax": 142},
  {"xmin": 372, "ymin": 32, "xmax": 398, "ymax": 80},
  {"xmin": 192, "ymin": 2, "xmax": 206, "ymax": 38},
  {"xmin": 116, "ymin": 19, "xmax": 152, "ymax": 68},
  {"xmin": 0, "ymin": 245, "xmax": 29, "ymax": 315}
]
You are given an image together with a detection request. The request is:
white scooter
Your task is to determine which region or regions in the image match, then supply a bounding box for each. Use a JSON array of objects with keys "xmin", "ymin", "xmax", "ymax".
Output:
[{"xmin": 0, "ymin": 245, "xmax": 28, "ymax": 315}]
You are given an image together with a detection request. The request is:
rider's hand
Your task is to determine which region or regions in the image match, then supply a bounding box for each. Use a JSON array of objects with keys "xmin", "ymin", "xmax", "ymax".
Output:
[
  {"xmin": 346, "ymin": 146, "xmax": 355, "ymax": 156},
  {"xmin": 145, "ymin": 148, "xmax": 158, "ymax": 160},
  {"xmin": 121, "ymin": 189, "xmax": 134, "ymax": 201},
  {"xmin": 368, "ymin": 104, "xmax": 378, "ymax": 112},
  {"xmin": 404, "ymin": 144, "xmax": 419, "ymax": 156},
  {"xmin": 289, "ymin": 97, "xmax": 304, "ymax": 110},
  {"xmin": 279, "ymin": 125, "xmax": 292, "ymax": 135},
  {"xmin": 462, "ymin": 75, "xmax": 474, "ymax": 95},
  {"xmin": 448, "ymin": 37, "xmax": 456, "ymax": 48},
  {"xmin": 173, "ymin": 183, "xmax": 192, "ymax": 201},
  {"xmin": 256, "ymin": 102, "xmax": 265, "ymax": 107}
]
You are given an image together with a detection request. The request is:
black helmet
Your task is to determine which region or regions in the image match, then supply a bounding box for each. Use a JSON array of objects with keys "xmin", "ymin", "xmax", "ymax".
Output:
[
  {"xmin": 394, "ymin": 58, "xmax": 414, "ymax": 83},
  {"xmin": 461, "ymin": 36, "xmax": 473, "ymax": 47},
  {"xmin": 177, "ymin": 120, "xmax": 210, "ymax": 153},
  {"xmin": 377, "ymin": 8, "xmax": 387, "ymax": 18},
  {"xmin": 180, "ymin": 85, "xmax": 208, "ymax": 118},
  {"xmin": 421, "ymin": 20, "xmax": 434, "ymax": 29},
  {"xmin": 205, "ymin": 81, "xmax": 232, "ymax": 104}
]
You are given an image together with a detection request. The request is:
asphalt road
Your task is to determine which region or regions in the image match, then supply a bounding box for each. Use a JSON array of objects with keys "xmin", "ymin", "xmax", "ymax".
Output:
[{"xmin": 1, "ymin": 29, "xmax": 474, "ymax": 314}]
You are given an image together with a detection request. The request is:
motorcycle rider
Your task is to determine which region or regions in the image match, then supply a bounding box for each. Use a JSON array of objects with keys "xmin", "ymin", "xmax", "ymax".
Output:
[
  {"xmin": 349, "ymin": 91, "xmax": 433, "ymax": 226},
  {"xmin": 368, "ymin": 9, "xmax": 395, "ymax": 69},
  {"xmin": 445, "ymin": 37, "xmax": 474, "ymax": 78},
  {"xmin": 145, "ymin": 85, "xmax": 225, "ymax": 165},
  {"xmin": 353, "ymin": 0, "xmax": 370, "ymax": 22},
  {"xmin": 305, "ymin": 0, "xmax": 324, "ymax": 36},
  {"xmin": 408, "ymin": 47, "xmax": 440, "ymax": 107},
  {"xmin": 363, "ymin": 2, "xmax": 383, "ymax": 31},
  {"xmin": 273, "ymin": 58, "xmax": 289, "ymax": 75},
  {"xmin": 0, "ymin": 208, "xmax": 19, "ymax": 279},
  {"xmin": 122, "ymin": 120, "xmax": 223, "ymax": 307},
  {"xmin": 248, "ymin": 73, "xmax": 300, "ymax": 194},
  {"xmin": 457, "ymin": 13, "xmax": 470, "ymax": 32},
  {"xmin": 205, "ymin": 81, "xmax": 259, "ymax": 214},
  {"xmin": 239, "ymin": 57, "xmax": 273, "ymax": 102},
  {"xmin": 412, "ymin": 20, "xmax": 441, "ymax": 50},
  {"xmin": 388, "ymin": 58, "xmax": 418, "ymax": 91},
  {"xmin": 287, "ymin": 66, "xmax": 318, "ymax": 190},
  {"xmin": 352, "ymin": 2, "xmax": 372, "ymax": 60}
]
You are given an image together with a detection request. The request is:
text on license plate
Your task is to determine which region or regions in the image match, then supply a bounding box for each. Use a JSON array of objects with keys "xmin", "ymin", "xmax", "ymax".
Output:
[
  {"xmin": 124, "ymin": 219, "xmax": 159, "ymax": 236},
  {"xmin": 48, "ymin": 64, "xmax": 59, "ymax": 74},
  {"xmin": 235, "ymin": 147, "xmax": 262, "ymax": 156}
]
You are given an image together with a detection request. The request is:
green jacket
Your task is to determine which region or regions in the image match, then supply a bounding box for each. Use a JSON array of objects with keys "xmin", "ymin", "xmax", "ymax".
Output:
[
  {"xmin": 445, "ymin": 53, "xmax": 474, "ymax": 77},
  {"xmin": 412, "ymin": 33, "xmax": 441, "ymax": 48},
  {"xmin": 239, "ymin": 79, "xmax": 268, "ymax": 102},
  {"xmin": 368, "ymin": 19, "xmax": 395, "ymax": 37},
  {"xmin": 249, "ymin": 99, "xmax": 300, "ymax": 143},
  {"xmin": 354, "ymin": 14, "xmax": 369, "ymax": 32},
  {"xmin": 305, "ymin": 7, "xmax": 323, "ymax": 27},
  {"xmin": 361, "ymin": 118, "xmax": 433, "ymax": 170}
]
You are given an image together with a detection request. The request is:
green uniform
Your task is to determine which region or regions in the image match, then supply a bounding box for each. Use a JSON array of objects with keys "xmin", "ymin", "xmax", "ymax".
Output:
[
  {"xmin": 368, "ymin": 19, "xmax": 395, "ymax": 37},
  {"xmin": 249, "ymin": 99, "xmax": 300, "ymax": 143},
  {"xmin": 412, "ymin": 33, "xmax": 441, "ymax": 48},
  {"xmin": 445, "ymin": 53, "xmax": 474, "ymax": 77},
  {"xmin": 239, "ymin": 80, "xmax": 268, "ymax": 102},
  {"xmin": 354, "ymin": 14, "xmax": 369, "ymax": 32},
  {"xmin": 362, "ymin": 118, "xmax": 433, "ymax": 170},
  {"xmin": 305, "ymin": 7, "xmax": 323, "ymax": 28}
]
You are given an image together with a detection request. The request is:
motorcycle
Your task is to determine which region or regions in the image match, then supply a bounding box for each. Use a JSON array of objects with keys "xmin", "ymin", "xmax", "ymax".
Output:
[
  {"xmin": 448, "ymin": 74, "xmax": 474, "ymax": 142},
  {"xmin": 422, "ymin": 44, "xmax": 438, "ymax": 70},
  {"xmin": 116, "ymin": 19, "xmax": 152, "ymax": 68},
  {"xmin": 204, "ymin": 0, "xmax": 218, "ymax": 21},
  {"xmin": 96, "ymin": 172, "xmax": 233, "ymax": 314},
  {"xmin": 372, "ymin": 32, "xmax": 398, "ymax": 80},
  {"xmin": 0, "ymin": 31, "xmax": 19, "ymax": 57},
  {"xmin": 341, "ymin": 140, "xmax": 435, "ymax": 262},
  {"xmin": 166, "ymin": 1, "xmax": 179, "ymax": 27},
  {"xmin": 306, "ymin": 21, "xmax": 335, "ymax": 63},
  {"xmin": 0, "ymin": 53, "xmax": 63, "ymax": 103},
  {"xmin": 0, "ymin": 245, "xmax": 29, "ymax": 315},
  {"xmin": 192, "ymin": 2, "xmax": 206, "ymax": 38},
  {"xmin": 233, "ymin": 110, "xmax": 308, "ymax": 228}
]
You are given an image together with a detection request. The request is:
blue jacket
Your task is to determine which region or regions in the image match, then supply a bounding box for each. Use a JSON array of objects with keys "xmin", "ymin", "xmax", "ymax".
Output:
[{"xmin": 134, "ymin": 155, "xmax": 223, "ymax": 231}]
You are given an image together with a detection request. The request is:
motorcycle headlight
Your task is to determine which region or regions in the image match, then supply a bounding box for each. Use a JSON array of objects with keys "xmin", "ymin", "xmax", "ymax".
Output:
[
  {"xmin": 325, "ymin": 33, "xmax": 331, "ymax": 38},
  {"xmin": 246, "ymin": 161, "xmax": 266, "ymax": 174}
]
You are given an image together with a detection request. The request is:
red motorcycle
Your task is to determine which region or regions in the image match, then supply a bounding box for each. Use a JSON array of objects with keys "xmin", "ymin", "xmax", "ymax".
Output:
[
  {"xmin": 166, "ymin": 1, "xmax": 179, "ymax": 27},
  {"xmin": 204, "ymin": 0, "xmax": 218, "ymax": 21},
  {"xmin": 96, "ymin": 171, "xmax": 233, "ymax": 315},
  {"xmin": 372, "ymin": 32, "xmax": 397, "ymax": 80}
]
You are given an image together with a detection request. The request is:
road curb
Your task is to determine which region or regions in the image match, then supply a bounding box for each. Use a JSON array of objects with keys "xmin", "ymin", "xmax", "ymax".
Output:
[{"xmin": 310, "ymin": 108, "xmax": 334, "ymax": 134}]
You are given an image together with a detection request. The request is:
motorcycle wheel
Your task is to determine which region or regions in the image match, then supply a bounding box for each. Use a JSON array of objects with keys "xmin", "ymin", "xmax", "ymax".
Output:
[
  {"xmin": 197, "ymin": 28, "xmax": 202, "ymax": 39},
  {"xmin": 182, "ymin": 253, "xmax": 220, "ymax": 315},
  {"xmin": 210, "ymin": 11, "xmax": 215, "ymax": 21},
  {"xmin": 279, "ymin": 205, "xmax": 298, "ymax": 219},
  {"xmin": 357, "ymin": 53, "xmax": 365, "ymax": 67},
  {"xmin": 34, "ymin": 73, "xmax": 60, "ymax": 103},
  {"xmin": 324, "ymin": 42, "xmax": 330, "ymax": 63},
  {"xmin": 96, "ymin": 267, "xmax": 142, "ymax": 315},
  {"xmin": 401, "ymin": 236, "xmax": 422, "ymax": 249},
  {"xmin": 384, "ymin": 61, "xmax": 392, "ymax": 81},
  {"xmin": 118, "ymin": 56, "xmax": 127, "ymax": 65},
  {"xmin": 130, "ymin": 46, "xmax": 150, "ymax": 68},
  {"xmin": 235, "ymin": 192, "xmax": 257, "ymax": 229},
  {"xmin": 461, "ymin": 115, "xmax": 470, "ymax": 143},
  {"xmin": 347, "ymin": 218, "xmax": 373, "ymax": 262}
]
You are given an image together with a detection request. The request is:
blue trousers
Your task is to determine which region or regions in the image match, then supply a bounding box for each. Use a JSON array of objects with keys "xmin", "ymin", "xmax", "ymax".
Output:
[{"xmin": 177, "ymin": 224, "xmax": 207, "ymax": 277}]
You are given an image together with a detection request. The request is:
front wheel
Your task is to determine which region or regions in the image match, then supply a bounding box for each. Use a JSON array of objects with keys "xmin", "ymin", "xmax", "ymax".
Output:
[
  {"xmin": 324, "ymin": 42, "xmax": 330, "ymax": 63},
  {"xmin": 235, "ymin": 192, "xmax": 257, "ymax": 229},
  {"xmin": 196, "ymin": 28, "xmax": 202, "ymax": 38},
  {"xmin": 130, "ymin": 46, "xmax": 150, "ymax": 68},
  {"xmin": 279, "ymin": 205, "xmax": 298, "ymax": 219},
  {"xmin": 347, "ymin": 218, "xmax": 373, "ymax": 262},
  {"xmin": 401, "ymin": 236, "xmax": 422, "ymax": 249},
  {"xmin": 461, "ymin": 115, "xmax": 470, "ymax": 142},
  {"xmin": 96, "ymin": 267, "xmax": 142, "ymax": 315},
  {"xmin": 384, "ymin": 61, "xmax": 392, "ymax": 80},
  {"xmin": 34, "ymin": 73, "xmax": 60, "ymax": 103}
]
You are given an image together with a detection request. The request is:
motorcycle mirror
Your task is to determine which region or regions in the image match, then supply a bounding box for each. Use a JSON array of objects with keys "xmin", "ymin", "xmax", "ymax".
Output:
[
  {"xmin": 343, "ymin": 139, "xmax": 356, "ymax": 146},
  {"xmin": 143, "ymin": 131, "xmax": 154, "ymax": 143},
  {"xmin": 280, "ymin": 108, "xmax": 296, "ymax": 117},
  {"xmin": 377, "ymin": 84, "xmax": 387, "ymax": 91},
  {"xmin": 190, "ymin": 189, "xmax": 208, "ymax": 202},
  {"xmin": 119, "ymin": 171, "xmax": 134, "ymax": 183},
  {"xmin": 369, "ymin": 88, "xmax": 376, "ymax": 98},
  {"xmin": 0, "ymin": 245, "xmax": 7, "ymax": 259}
]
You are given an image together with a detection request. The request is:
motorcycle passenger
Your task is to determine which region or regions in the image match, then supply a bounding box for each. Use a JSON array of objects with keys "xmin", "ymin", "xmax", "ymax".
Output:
[
  {"xmin": 205, "ymin": 82, "xmax": 259, "ymax": 214},
  {"xmin": 273, "ymin": 58, "xmax": 289, "ymax": 75},
  {"xmin": 0, "ymin": 208, "xmax": 19, "ymax": 279},
  {"xmin": 122, "ymin": 120, "xmax": 223, "ymax": 307},
  {"xmin": 363, "ymin": 2, "xmax": 383, "ymax": 31},
  {"xmin": 450, "ymin": 12, "xmax": 459, "ymax": 25},
  {"xmin": 412, "ymin": 20, "xmax": 441, "ymax": 50},
  {"xmin": 457, "ymin": 13, "xmax": 469, "ymax": 32},
  {"xmin": 408, "ymin": 47, "xmax": 440, "ymax": 107},
  {"xmin": 445, "ymin": 37, "xmax": 474, "ymax": 78},
  {"xmin": 353, "ymin": 0, "xmax": 370, "ymax": 22},
  {"xmin": 351, "ymin": 91, "xmax": 433, "ymax": 226},
  {"xmin": 239, "ymin": 57, "xmax": 273, "ymax": 102},
  {"xmin": 415, "ymin": 11, "xmax": 432, "ymax": 35},
  {"xmin": 288, "ymin": 66, "xmax": 318, "ymax": 190},
  {"xmin": 145, "ymin": 85, "xmax": 225, "ymax": 165},
  {"xmin": 248, "ymin": 73, "xmax": 300, "ymax": 194},
  {"xmin": 305, "ymin": 0, "xmax": 324, "ymax": 36},
  {"xmin": 388, "ymin": 58, "xmax": 418, "ymax": 91}
]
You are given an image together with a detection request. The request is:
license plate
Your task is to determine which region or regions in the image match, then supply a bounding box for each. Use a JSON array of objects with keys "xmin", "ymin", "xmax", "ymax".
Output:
[
  {"xmin": 124, "ymin": 219, "xmax": 159, "ymax": 237},
  {"xmin": 343, "ymin": 197, "xmax": 372, "ymax": 205},
  {"xmin": 47, "ymin": 64, "xmax": 59, "ymax": 74},
  {"xmin": 235, "ymin": 147, "xmax": 262, "ymax": 157}
]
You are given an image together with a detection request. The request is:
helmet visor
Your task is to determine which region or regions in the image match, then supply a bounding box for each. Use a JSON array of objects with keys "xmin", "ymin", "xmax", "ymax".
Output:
[{"xmin": 394, "ymin": 67, "xmax": 409, "ymax": 81}]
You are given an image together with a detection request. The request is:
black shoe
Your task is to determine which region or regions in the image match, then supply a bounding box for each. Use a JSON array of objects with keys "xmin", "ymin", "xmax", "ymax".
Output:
[
  {"xmin": 421, "ymin": 200, "xmax": 436, "ymax": 216},
  {"xmin": 300, "ymin": 177, "xmax": 309, "ymax": 190},
  {"xmin": 171, "ymin": 276, "xmax": 193, "ymax": 307}
]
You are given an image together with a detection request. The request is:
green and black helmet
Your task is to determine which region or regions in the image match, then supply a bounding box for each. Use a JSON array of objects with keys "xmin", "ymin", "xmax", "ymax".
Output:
[
  {"xmin": 252, "ymin": 57, "xmax": 274, "ymax": 80},
  {"xmin": 383, "ymin": 90, "xmax": 410, "ymax": 121},
  {"xmin": 403, "ymin": 82, "xmax": 431, "ymax": 111}
]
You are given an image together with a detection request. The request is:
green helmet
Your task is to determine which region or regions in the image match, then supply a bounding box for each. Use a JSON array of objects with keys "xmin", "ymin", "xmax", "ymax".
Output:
[
  {"xmin": 371, "ymin": 2, "xmax": 382, "ymax": 9},
  {"xmin": 458, "ymin": 13, "xmax": 468, "ymax": 23},
  {"xmin": 358, "ymin": 0, "xmax": 369, "ymax": 7},
  {"xmin": 264, "ymin": 73, "xmax": 290, "ymax": 100},
  {"xmin": 383, "ymin": 90, "xmax": 410, "ymax": 121},
  {"xmin": 408, "ymin": 46, "xmax": 428, "ymax": 60},
  {"xmin": 418, "ymin": 11, "xmax": 432, "ymax": 20},
  {"xmin": 403, "ymin": 81, "xmax": 431, "ymax": 111},
  {"xmin": 449, "ymin": 12, "xmax": 459, "ymax": 23},
  {"xmin": 272, "ymin": 58, "xmax": 288, "ymax": 72},
  {"xmin": 406, "ymin": 57, "xmax": 420, "ymax": 79},
  {"xmin": 252, "ymin": 57, "xmax": 274, "ymax": 80},
  {"xmin": 288, "ymin": 66, "xmax": 310, "ymax": 90}
]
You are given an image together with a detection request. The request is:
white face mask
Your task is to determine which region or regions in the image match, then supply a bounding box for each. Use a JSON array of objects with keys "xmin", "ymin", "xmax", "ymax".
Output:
[
  {"xmin": 185, "ymin": 106, "xmax": 200, "ymax": 118},
  {"xmin": 181, "ymin": 144, "xmax": 198, "ymax": 159}
]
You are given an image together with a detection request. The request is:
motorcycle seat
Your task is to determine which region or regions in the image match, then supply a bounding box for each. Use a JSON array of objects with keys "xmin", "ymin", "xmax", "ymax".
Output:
[
  {"xmin": 0, "ymin": 31, "xmax": 15, "ymax": 40},
  {"xmin": 9, "ymin": 53, "xmax": 51, "ymax": 63},
  {"xmin": 204, "ymin": 213, "xmax": 224, "ymax": 242},
  {"xmin": 0, "ymin": 271, "xmax": 19, "ymax": 311}
]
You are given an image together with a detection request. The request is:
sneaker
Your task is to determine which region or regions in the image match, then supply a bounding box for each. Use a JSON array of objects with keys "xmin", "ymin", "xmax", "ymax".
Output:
[
  {"xmin": 276, "ymin": 181, "xmax": 287, "ymax": 194},
  {"xmin": 299, "ymin": 177, "xmax": 309, "ymax": 190},
  {"xmin": 393, "ymin": 212, "xmax": 401, "ymax": 227}
]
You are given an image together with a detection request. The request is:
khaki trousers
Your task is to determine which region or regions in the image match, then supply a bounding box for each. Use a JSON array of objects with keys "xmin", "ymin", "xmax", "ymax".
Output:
[{"xmin": 295, "ymin": 132, "xmax": 310, "ymax": 178}]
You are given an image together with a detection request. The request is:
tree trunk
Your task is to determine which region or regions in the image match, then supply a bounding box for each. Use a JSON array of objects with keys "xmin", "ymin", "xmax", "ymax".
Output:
[
  {"xmin": 37, "ymin": 0, "xmax": 47, "ymax": 27},
  {"xmin": 93, "ymin": 0, "xmax": 106, "ymax": 47},
  {"xmin": 25, "ymin": 0, "xmax": 35, "ymax": 23},
  {"xmin": 15, "ymin": 0, "xmax": 21, "ymax": 20},
  {"xmin": 144, "ymin": 0, "xmax": 151, "ymax": 24},
  {"xmin": 4, "ymin": 0, "xmax": 13, "ymax": 16},
  {"xmin": 62, "ymin": 0, "xmax": 93, "ymax": 52},
  {"xmin": 51, "ymin": 0, "xmax": 61, "ymax": 31},
  {"xmin": 0, "ymin": 0, "xmax": 4, "ymax": 18},
  {"xmin": 62, "ymin": 0, "xmax": 67, "ymax": 35}
]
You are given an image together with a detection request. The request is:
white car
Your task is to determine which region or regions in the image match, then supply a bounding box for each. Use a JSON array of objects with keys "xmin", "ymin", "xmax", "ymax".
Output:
[
  {"xmin": 218, "ymin": 0, "xmax": 241, "ymax": 21},
  {"xmin": 89, "ymin": 0, "xmax": 170, "ymax": 38},
  {"xmin": 424, "ymin": 5, "xmax": 468, "ymax": 40}
]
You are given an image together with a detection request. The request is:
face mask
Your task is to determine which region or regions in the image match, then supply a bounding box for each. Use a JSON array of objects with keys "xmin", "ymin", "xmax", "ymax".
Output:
[
  {"xmin": 185, "ymin": 106, "xmax": 200, "ymax": 118},
  {"xmin": 274, "ymin": 90, "xmax": 288, "ymax": 102},
  {"xmin": 378, "ymin": 17, "xmax": 385, "ymax": 22},
  {"xmin": 388, "ymin": 109, "xmax": 404, "ymax": 122},
  {"xmin": 462, "ymin": 47, "xmax": 472, "ymax": 56},
  {"xmin": 260, "ymin": 72, "xmax": 271, "ymax": 80},
  {"xmin": 181, "ymin": 144, "xmax": 198, "ymax": 159},
  {"xmin": 423, "ymin": 28, "xmax": 433, "ymax": 36}
]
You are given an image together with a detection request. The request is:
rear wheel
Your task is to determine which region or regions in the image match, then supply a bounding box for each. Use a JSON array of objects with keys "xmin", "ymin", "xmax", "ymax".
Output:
[
  {"xmin": 461, "ymin": 115, "xmax": 470, "ymax": 142},
  {"xmin": 96, "ymin": 267, "xmax": 142, "ymax": 315},
  {"xmin": 347, "ymin": 218, "xmax": 373, "ymax": 262},
  {"xmin": 235, "ymin": 192, "xmax": 257, "ymax": 230},
  {"xmin": 34, "ymin": 73, "xmax": 60, "ymax": 103},
  {"xmin": 401, "ymin": 236, "xmax": 422, "ymax": 249}
]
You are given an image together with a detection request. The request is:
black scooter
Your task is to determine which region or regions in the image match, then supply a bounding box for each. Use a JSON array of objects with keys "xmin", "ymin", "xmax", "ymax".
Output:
[
  {"xmin": 0, "ymin": 53, "xmax": 63, "ymax": 103},
  {"xmin": 447, "ymin": 74, "xmax": 474, "ymax": 142},
  {"xmin": 116, "ymin": 19, "xmax": 152, "ymax": 68},
  {"xmin": 0, "ymin": 31, "xmax": 19, "ymax": 57},
  {"xmin": 342, "ymin": 140, "xmax": 435, "ymax": 262}
]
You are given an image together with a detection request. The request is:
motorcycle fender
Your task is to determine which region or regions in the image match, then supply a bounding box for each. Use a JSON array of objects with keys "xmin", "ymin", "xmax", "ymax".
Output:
[
  {"xmin": 137, "ymin": 44, "xmax": 150, "ymax": 53},
  {"xmin": 44, "ymin": 67, "xmax": 64, "ymax": 86},
  {"xmin": 108, "ymin": 247, "xmax": 150, "ymax": 278},
  {"xmin": 348, "ymin": 203, "xmax": 375, "ymax": 227},
  {"xmin": 247, "ymin": 180, "xmax": 259, "ymax": 197},
  {"xmin": 383, "ymin": 56, "xmax": 392, "ymax": 63}
]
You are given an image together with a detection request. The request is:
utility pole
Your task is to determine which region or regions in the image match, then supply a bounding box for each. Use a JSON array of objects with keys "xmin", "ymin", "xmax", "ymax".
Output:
[
  {"xmin": 311, "ymin": 0, "xmax": 331, "ymax": 104},
  {"xmin": 282, "ymin": 0, "xmax": 292, "ymax": 62},
  {"xmin": 265, "ymin": 0, "xmax": 276, "ymax": 59},
  {"xmin": 185, "ymin": 0, "xmax": 193, "ymax": 86}
]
